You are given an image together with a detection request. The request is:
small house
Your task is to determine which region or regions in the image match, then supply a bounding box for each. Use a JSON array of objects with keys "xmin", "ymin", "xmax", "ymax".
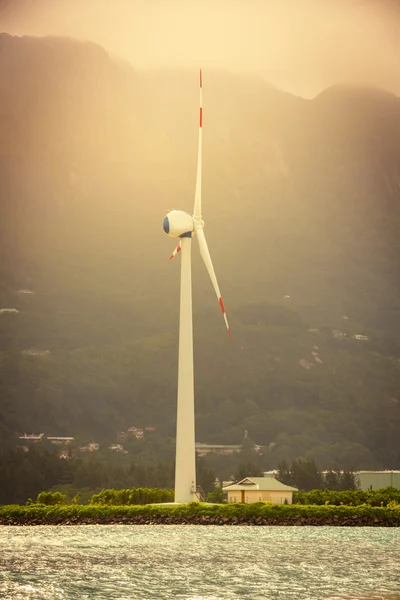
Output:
[{"xmin": 223, "ymin": 477, "xmax": 298, "ymax": 504}]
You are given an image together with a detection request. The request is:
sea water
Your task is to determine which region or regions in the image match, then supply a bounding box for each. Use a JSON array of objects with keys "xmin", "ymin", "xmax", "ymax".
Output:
[{"xmin": 0, "ymin": 525, "xmax": 399, "ymax": 599}]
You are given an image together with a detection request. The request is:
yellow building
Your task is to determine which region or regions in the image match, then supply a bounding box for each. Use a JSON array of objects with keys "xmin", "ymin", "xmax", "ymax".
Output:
[{"xmin": 223, "ymin": 477, "xmax": 298, "ymax": 504}]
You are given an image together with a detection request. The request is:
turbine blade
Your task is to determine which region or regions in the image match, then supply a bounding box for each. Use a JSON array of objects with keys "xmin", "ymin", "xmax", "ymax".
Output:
[
  {"xmin": 169, "ymin": 231, "xmax": 196, "ymax": 260},
  {"xmin": 193, "ymin": 69, "xmax": 203, "ymax": 219},
  {"xmin": 169, "ymin": 242, "xmax": 181, "ymax": 260},
  {"xmin": 196, "ymin": 228, "xmax": 231, "ymax": 339}
]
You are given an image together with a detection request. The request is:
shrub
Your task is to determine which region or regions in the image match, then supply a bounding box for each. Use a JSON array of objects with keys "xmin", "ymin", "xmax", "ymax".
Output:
[
  {"xmin": 206, "ymin": 486, "xmax": 226, "ymax": 504},
  {"xmin": 90, "ymin": 487, "xmax": 174, "ymax": 505},
  {"xmin": 36, "ymin": 491, "xmax": 67, "ymax": 505}
]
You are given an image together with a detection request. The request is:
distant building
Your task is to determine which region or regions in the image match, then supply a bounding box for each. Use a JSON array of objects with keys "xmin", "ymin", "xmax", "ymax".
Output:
[
  {"xmin": 19, "ymin": 433, "xmax": 45, "ymax": 442},
  {"xmin": 18, "ymin": 434, "xmax": 74, "ymax": 445},
  {"xmin": 195, "ymin": 443, "xmax": 242, "ymax": 456},
  {"xmin": 355, "ymin": 471, "xmax": 400, "ymax": 490},
  {"xmin": 353, "ymin": 334, "xmax": 369, "ymax": 341},
  {"xmin": 263, "ymin": 470, "xmax": 278, "ymax": 477},
  {"xmin": 118, "ymin": 425, "xmax": 155, "ymax": 441},
  {"xmin": 21, "ymin": 349, "xmax": 50, "ymax": 356},
  {"xmin": 223, "ymin": 477, "xmax": 298, "ymax": 504},
  {"xmin": 0, "ymin": 308, "xmax": 19, "ymax": 314},
  {"xmin": 108, "ymin": 444, "xmax": 127, "ymax": 453},
  {"xmin": 298, "ymin": 358, "xmax": 312, "ymax": 370},
  {"xmin": 79, "ymin": 442, "xmax": 100, "ymax": 452},
  {"xmin": 332, "ymin": 329, "xmax": 346, "ymax": 338},
  {"xmin": 127, "ymin": 426, "xmax": 144, "ymax": 439},
  {"xmin": 17, "ymin": 289, "xmax": 34, "ymax": 295},
  {"xmin": 47, "ymin": 437, "xmax": 74, "ymax": 445}
]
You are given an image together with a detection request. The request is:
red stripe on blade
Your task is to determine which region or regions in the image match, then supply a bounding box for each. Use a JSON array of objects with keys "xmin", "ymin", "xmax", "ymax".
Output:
[{"xmin": 219, "ymin": 297, "xmax": 225, "ymax": 313}]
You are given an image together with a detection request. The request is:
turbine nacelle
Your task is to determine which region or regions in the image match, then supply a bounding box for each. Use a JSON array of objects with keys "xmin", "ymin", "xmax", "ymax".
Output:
[{"xmin": 163, "ymin": 210, "xmax": 194, "ymax": 238}]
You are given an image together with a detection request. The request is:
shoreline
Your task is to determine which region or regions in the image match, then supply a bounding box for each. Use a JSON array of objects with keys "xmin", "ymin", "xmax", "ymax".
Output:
[{"xmin": 1, "ymin": 503, "xmax": 399, "ymax": 526}]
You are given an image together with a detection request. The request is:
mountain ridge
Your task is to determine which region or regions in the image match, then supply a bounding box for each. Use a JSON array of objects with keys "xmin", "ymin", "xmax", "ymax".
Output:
[{"xmin": 0, "ymin": 34, "xmax": 399, "ymax": 469}]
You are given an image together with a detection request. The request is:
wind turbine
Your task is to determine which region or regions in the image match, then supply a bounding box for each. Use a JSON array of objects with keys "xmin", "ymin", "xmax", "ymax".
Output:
[{"xmin": 163, "ymin": 69, "xmax": 231, "ymax": 503}]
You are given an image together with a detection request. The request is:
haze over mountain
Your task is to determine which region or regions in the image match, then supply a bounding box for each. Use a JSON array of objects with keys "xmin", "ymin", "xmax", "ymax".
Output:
[
  {"xmin": 1, "ymin": 0, "xmax": 400, "ymax": 98},
  {"xmin": 0, "ymin": 32, "xmax": 399, "ymax": 469}
]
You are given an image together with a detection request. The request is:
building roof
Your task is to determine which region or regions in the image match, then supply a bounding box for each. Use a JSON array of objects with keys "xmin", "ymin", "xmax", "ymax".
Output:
[
  {"xmin": 355, "ymin": 470, "xmax": 400, "ymax": 474},
  {"xmin": 223, "ymin": 477, "xmax": 298, "ymax": 492}
]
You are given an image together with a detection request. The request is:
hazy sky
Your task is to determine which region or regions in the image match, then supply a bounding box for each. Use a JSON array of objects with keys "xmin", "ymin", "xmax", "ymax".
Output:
[{"xmin": 1, "ymin": 0, "xmax": 400, "ymax": 97}]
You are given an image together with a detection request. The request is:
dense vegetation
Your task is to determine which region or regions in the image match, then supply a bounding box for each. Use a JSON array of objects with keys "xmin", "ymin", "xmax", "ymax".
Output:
[
  {"xmin": 90, "ymin": 487, "xmax": 174, "ymax": 505},
  {"xmin": 293, "ymin": 487, "xmax": 400, "ymax": 507},
  {"xmin": 1, "ymin": 502, "xmax": 399, "ymax": 527},
  {"xmin": 1, "ymin": 34, "xmax": 400, "ymax": 476},
  {"xmin": 0, "ymin": 446, "xmax": 216, "ymax": 505},
  {"xmin": 33, "ymin": 486, "xmax": 400, "ymax": 509},
  {"xmin": 35, "ymin": 487, "xmax": 174, "ymax": 505},
  {"xmin": 0, "ymin": 443, "xmax": 365, "ymax": 506},
  {"xmin": 276, "ymin": 459, "xmax": 359, "ymax": 491}
]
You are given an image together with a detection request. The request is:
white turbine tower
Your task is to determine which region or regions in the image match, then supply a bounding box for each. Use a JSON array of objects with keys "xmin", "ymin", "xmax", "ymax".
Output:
[{"xmin": 163, "ymin": 69, "xmax": 231, "ymax": 504}]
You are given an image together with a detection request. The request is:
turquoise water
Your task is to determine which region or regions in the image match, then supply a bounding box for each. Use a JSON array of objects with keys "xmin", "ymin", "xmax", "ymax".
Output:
[{"xmin": 0, "ymin": 525, "xmax": 399, "ymax": 599}]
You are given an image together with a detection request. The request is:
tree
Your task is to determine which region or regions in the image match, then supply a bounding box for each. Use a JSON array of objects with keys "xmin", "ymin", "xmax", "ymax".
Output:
[
  {"xmin": 233, "ymin": 462, "xmax": 263, "ymax": 482},
  {"xmin": 292, "ymin": 459, "xmax": 323, "ymax": 491},
  {"xmin": 207, "ymin": 483, "xmax": 225, "ymax": 504},
  {"xmin": 324, "ymin": 470, "xmax": 340, "ymax": 491},
  {"xmin": 196, "ymin": 457, "xmax": 217, "ymax": 494},
  {"xmin": 276, "ymin": 460, "xmax": 293, "ymax": 486},
  {"xmin": 276, "ymin": 459, "xmax": 323, "ymax": 491},
  {"xmin": 338, "ymin": 469, "xmax": 359, "ymax": 491}
]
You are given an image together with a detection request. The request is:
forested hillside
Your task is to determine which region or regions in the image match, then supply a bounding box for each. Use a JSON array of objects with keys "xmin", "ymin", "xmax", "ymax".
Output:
[{"xmin": 0, "ymin": 33, "xmax": 399, "ymax": 469}]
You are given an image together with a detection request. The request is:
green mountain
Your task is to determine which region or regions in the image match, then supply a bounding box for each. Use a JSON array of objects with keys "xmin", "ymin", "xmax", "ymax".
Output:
[{"xmin": 1, "ymin": 33, "xmax": 399, "ymax": 469}]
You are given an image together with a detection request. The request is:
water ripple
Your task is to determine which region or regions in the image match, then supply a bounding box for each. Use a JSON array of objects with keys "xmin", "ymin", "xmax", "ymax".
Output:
[{"xmin": 0, "ymin": 525, "xmax": 398, "ymax": 599}]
